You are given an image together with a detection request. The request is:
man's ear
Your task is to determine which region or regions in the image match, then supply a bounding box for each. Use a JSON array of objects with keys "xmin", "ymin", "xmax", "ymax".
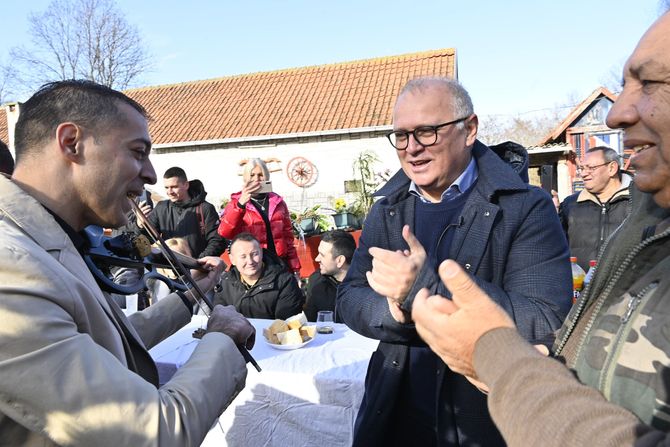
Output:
[
  {"xmin": 56, "ymin": 122, "xmax": 82, "ymax": 161},
  {"xmin": 608, "ymin": 162, "xmax": 619, "ymax": 178},
  {"xmin": 335, "ymin": 254, "xmax": 346, "ymax": 270},
  {"xmin": 465, "ymin": 114, "xmax": 479, "ymax": 146}
]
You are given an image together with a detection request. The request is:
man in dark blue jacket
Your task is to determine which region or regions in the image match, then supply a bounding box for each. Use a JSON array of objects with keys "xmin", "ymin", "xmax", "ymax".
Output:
[{"xmin": 337, "ymin": 76, "xmax": 572, "ymax": 447}]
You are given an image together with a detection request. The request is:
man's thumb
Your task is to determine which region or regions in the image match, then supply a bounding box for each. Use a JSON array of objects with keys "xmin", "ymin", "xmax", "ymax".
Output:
[
  {"xmin": 438, "ymin": 260, "xmax": 484, "ymax": 306},
  {"xmin": 402, "ymin": 225, "xmax": 426, "ymax": 255}
]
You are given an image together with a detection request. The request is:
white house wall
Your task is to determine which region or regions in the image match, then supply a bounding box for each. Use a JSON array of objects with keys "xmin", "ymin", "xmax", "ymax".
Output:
[{"xmin": 148, "ymin": 134, "xmax": 400, "ymax": 215}]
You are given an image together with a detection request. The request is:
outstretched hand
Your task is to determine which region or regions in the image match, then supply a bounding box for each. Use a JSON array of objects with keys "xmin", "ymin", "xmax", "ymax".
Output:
[
  {"xmin": 366, "ymin": 225, "xmax": 426, "ymax": 306},
  {"xmin": 412, "ymin": 259, "xmax": 515, "ymax": 379}
]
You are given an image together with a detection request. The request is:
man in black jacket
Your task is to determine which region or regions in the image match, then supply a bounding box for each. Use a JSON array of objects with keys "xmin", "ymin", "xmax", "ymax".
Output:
[
  {"xmin": 213, "ymin": 233, "xmax": 304, "ymax": 320},
  {"xmin": 304, "ymin": 229, "xmax": 356, "ymax": 322},
  {"xmin": 558, "ymin": 146, "xmax": 630, "ymax": 271},
  {"xmin": 145, "ymin": 166, "xmax": 227, "ymax": 258}
]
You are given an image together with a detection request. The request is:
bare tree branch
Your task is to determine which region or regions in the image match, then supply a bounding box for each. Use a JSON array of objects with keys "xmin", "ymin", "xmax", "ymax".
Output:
[{"xmin": 5, "ymin": 0, "xmax": 152, "ymax": 93}]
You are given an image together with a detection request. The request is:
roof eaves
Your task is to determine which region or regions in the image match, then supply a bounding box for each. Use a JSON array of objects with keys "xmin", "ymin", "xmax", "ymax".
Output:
[{"xmin": 152, "ymin": 124, "xmax": 394, "ymax": 150}]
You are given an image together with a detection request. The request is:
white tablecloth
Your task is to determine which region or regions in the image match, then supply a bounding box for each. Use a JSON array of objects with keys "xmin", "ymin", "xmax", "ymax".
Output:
[{"xmin": 149, "ymin": 316, "xmax": 379, "ymax": 447}]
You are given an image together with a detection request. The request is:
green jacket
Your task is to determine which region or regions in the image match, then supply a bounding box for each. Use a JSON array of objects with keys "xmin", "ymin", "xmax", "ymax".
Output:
[
  {"xmin": 556, "ymin": 185, "xmax": 670, "ymax": 429},
  {"xmin": 472, "ymin": 185, "xmax": 670, "ymax": 446}
]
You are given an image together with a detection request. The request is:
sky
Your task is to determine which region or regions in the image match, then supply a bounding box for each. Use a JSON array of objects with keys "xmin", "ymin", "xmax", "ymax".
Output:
[{"xmin": 0, "ymin": 0, "xmax": 665, "ymax": 120}]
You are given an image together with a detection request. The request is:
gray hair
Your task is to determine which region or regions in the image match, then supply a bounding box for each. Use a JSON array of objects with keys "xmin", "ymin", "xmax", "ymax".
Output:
[
  {"xmin": 586, "ymin": 146, "xmax": 622, "ymax": 179},
  {"xmin": 242, "ymin": 158, "xmax": 271, "ymax": 182},
  {"xmin": 397, "ymin": 77, "xmax": 474, "ymax": 129},
  {"xmin": 586, "ymin": 146, "xmax": 620, "ymax": 165}
]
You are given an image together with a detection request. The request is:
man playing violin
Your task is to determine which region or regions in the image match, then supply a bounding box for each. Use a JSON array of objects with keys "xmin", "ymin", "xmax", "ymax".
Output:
[{"xmin": 0, "ymin": 80, "xmax": 255, "ymax": 446}]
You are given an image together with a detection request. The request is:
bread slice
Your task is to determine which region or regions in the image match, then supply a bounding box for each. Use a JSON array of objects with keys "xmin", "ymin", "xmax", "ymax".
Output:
[
  {"xmin": 277, "ymin": 328, "xmax": 303, "ymax": 345},
  {"xmin": 264, "ymin": 319, "xmax": 289, "ymax": 344},
  {"xmin": 299, "ymin": 325, "xmax": 316, "ymax": 341},
  {"xmin": 286, "ymin": 311, "xmax": 308, "ymax": 330}
]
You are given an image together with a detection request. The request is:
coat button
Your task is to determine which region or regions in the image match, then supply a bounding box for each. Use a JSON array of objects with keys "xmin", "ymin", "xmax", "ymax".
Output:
[
  {"xmin": 484, "ymin": 211, "xmax": 490, "ymax": 216},
  {"xmin": 389, "ymin": 210, "xmax": 396, "ymax": 217},
  {"xmin": 392, "ymin": 360, "xmax": 399, "ymax": 367},
  {"xmin": 465, "ymin": 263, "xmax": 471, "ymax": 270}
]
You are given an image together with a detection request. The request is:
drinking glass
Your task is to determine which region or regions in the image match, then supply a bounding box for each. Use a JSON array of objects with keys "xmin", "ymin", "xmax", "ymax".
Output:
[{"xmin": 316, "ymin": 310, "xmax": 334, "ymax": 334}]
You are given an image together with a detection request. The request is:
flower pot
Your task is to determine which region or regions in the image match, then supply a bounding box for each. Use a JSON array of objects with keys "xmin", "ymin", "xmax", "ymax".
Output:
[
  {"xmin": 299, "ymin": 217, "xmax": 316, "ymax": 234},
  {"xmin": 333, "ymin": 212, "xmax": 359, "ymax": 229}
]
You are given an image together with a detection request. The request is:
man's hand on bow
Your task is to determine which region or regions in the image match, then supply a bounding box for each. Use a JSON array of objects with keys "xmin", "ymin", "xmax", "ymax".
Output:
[
  {"xmin": 192, "ymin": 256, "xmax": 225, "ymax": 293},
  {"xmin": 207, "ymin": 304, "xmax": 256, "ymax": 350}
]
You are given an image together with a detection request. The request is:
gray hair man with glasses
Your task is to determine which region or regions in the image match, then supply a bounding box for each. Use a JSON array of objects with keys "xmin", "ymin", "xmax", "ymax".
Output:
[
  {"xmin": 337, "ymin": 76, "xmax": 572, "ymax": 447},
  {"xmin": 558, "ymin": 146, "xmax": 632, "ymax": 271}
]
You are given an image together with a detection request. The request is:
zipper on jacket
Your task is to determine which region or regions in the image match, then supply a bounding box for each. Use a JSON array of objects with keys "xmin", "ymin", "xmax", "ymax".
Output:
[
  {"xmin": 554, "ymin": 194, "xmax": 650, "ymax": 355},
  {"xmin": 555, "ymin": 226, "xmax": 669, "ymax": 355},
  {"xmin": 599, "ymin": 282, "xmax": 658, "ymax": 397},
  {"xmin": 570, "ymin": 231, "xmax": 668, "ymax": 362}
]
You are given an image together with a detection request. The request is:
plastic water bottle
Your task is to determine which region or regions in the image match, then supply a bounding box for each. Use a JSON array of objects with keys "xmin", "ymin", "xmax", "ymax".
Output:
[
  {"xmin": 583, "ymin": 260, "xmax": 597, "ymax": 289},
  {"xmin": 571, "ymin": 257, "xmax": 586, "ymax": 304}
]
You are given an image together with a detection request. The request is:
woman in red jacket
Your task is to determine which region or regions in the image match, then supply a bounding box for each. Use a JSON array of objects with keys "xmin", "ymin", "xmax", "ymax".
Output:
[{"xmin": 218, "ymin": 158, "xmax": 301, "ymax": 274}]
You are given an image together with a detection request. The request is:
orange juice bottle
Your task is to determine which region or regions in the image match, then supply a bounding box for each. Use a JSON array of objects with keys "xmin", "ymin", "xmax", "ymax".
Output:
[{"xmin": 571, "ymin": 257, "xmax": 585, "ymax": 303}]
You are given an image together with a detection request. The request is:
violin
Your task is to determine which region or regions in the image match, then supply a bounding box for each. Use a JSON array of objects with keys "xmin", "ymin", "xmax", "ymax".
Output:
[
  {"xmin": 82, "ymin": 201, "xmax": 261, "ymax": 372},
  {"xmin": 82, "ymin": 225, "xmax": 207, "ymax": 296}
]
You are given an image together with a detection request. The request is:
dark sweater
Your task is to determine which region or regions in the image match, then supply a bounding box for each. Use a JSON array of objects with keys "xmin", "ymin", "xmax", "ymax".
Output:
[{"xmin": 392, "ymin": 191, "xmax": 472, "ymax": 444}]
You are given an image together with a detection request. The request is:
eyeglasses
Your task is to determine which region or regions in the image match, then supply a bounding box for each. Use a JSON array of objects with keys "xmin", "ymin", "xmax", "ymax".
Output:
[
  {"xmin": 386, "ymin": 116, "xmax": 469, "ymax": 150},
  {"xmin": 576, "ymin": 161, "xmax": 613, "ymax": 175}
]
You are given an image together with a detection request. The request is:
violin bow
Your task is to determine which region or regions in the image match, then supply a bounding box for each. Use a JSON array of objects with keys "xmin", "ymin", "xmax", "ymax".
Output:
[{"xmin": 130, "ymin": 200, "xmax": 261, "ymax": 372}]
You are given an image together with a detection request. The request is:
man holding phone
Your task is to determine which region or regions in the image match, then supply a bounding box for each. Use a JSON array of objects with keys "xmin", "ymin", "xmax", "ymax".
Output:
[{"xmin": 140, "ymin": 166, "xmax": 227, "ymax": 259}]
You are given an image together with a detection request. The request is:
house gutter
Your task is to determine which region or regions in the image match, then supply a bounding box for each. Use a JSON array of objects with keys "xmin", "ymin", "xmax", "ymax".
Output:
[{"xmin": 152, "ymin": 125, "xmax": 394, "ymax": 150}]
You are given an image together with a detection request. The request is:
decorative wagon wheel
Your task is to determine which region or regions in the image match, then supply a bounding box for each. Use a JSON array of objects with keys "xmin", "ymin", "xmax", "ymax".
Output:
[{"xmin": 286, "ymin": 156, "xmax": 318, "ymax": 187}]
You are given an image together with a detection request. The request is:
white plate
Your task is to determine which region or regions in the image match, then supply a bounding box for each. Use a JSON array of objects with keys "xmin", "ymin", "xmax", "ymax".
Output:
[{"xmin": 263, "ymin": 334, "xmax": 315, "ymax": 350}]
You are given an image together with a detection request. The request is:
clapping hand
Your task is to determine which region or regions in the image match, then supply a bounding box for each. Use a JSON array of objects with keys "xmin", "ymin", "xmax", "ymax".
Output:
[{"xmin": 366, "ymin": 225, "xmax": 426, "ymax": 323}]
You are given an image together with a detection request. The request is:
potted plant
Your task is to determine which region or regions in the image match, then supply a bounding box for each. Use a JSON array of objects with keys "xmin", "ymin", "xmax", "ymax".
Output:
[
  {"xmin": 291, "ymin": 205, "xmax": 330, "ymax": 237},
  {"xmin": 332, "ymin": 198, "xmax": 362, "ymax": 229},
  {"xmin": 349, "ymin": 150, "xmax": 392, "ymax": 226}
]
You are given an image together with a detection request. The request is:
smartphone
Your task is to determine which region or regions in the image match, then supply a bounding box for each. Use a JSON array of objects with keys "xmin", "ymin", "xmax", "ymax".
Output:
[{"xmin": 257, "ymin": 180, "xmax": 273, "ymax": 194}]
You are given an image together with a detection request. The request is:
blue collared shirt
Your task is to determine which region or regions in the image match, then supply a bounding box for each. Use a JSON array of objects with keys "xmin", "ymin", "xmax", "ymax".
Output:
[{"xmin": 408, "ymin": 155, "xmax": 479, "ymax": 203}]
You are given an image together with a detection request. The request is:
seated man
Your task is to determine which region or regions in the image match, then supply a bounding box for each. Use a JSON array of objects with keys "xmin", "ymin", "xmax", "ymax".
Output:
[
  {"xmin": 304, "ymin": 229, "xmax": 356, "ymax": 322},
  {"xmin": 213, "ymin": 233, "xmax": 304, "ymax": 319}
]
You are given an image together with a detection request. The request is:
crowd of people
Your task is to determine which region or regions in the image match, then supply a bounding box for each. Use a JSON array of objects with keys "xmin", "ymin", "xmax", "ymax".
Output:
[{"xmin": 1, "ymin": 6, "xmax": 670, "ymax": 446}]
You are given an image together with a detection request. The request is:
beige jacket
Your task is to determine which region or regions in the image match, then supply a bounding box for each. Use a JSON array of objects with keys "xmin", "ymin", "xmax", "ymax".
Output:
[{"xmin": 0, "ymin": 176, "xmax": 247, "ymax": 446}]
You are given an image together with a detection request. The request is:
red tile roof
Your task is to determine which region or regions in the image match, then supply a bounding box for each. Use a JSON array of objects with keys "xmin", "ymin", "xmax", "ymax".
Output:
[
  {"xmin": 540, "ymin": 86, "xmax": 617, "ymax": 145},
  {"xmin": 125, "ymin": 48, "xmax": 456, "ymax": 146}
]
